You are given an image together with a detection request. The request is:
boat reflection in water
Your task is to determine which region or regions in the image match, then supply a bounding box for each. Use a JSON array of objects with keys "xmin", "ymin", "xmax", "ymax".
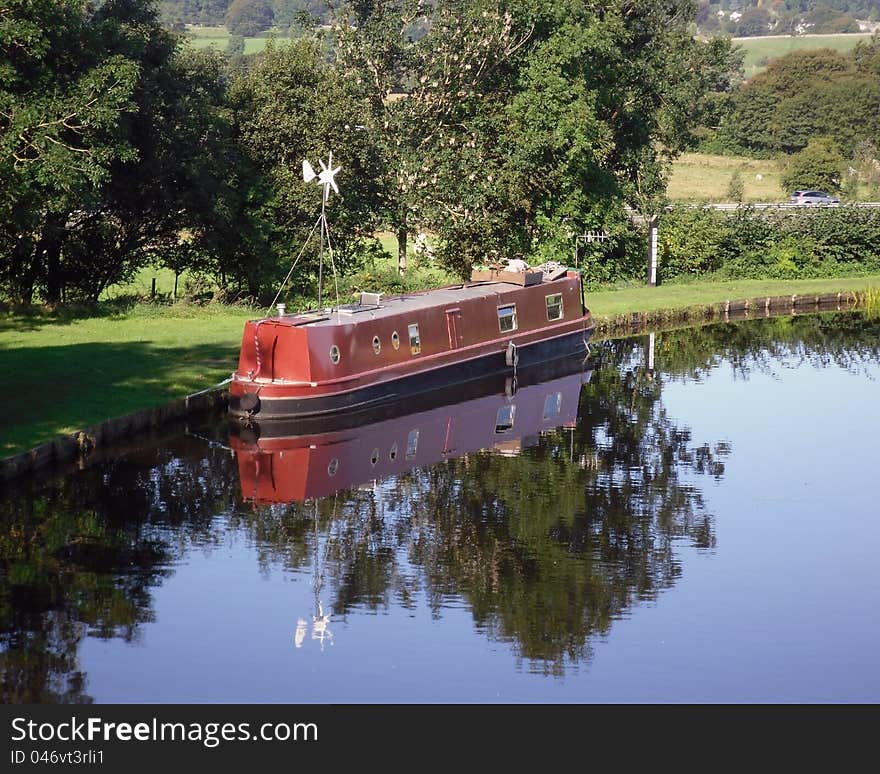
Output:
[
  {"xmin": 229, "ymin": 356, "xmax": 593, "ymax": 505},
  {"xmin": 229, "ymin": 355, "xmax": 592, "ymax": 653}
]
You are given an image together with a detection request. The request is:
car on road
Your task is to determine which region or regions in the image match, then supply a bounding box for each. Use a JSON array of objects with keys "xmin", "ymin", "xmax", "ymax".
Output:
[{"xmin": 789, "ymin": 190, "xmax": 840, "ymax": 205}]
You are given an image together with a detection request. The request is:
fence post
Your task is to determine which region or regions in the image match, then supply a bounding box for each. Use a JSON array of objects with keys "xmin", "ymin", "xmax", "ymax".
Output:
[{"xmin": 647, "ymin": 215, "xmax": 659, "ymax": 286}]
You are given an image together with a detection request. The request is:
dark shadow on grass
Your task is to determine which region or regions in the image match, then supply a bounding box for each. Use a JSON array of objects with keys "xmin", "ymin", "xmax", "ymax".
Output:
[
  {"xmin": 0, "ymin": 340, "xmax": 238, "ymax": 455},
  {"xmin": 0, "ymin": 297, "xmax": 149, "ymax": 334}
]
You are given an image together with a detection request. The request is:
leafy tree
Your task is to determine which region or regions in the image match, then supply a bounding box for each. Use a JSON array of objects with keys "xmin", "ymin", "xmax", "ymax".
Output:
[
  {"xmin": 0, "ymin": 0, "xmax": 141, "ymax": 304},
  {"xmin": 727, "ymin": 167, "xmax": 745, "ymax": 201},
  {"xmin": 332, "ymin": 1, "xmax": 740, "ymax": 282},
  {"xmin": 228, "ymin": 38, "xmax": 383, "ymax": 300},
  {"xmin": 781, "ymin": 135, "xmax": 845, "ymax": 192},
  {"xmin": 734, "ymin": 7, "xmax": 773, "ymax": 35},
  {"xmin": 455, "ymin": 1, "xmax": 741, "ymax": 275},
  {"xmin": 1, "ymin": 1, "xmax": 242, "ymax": 305},
  {"xmin": 331, "ymin": 0, "xmax": 528, "ymax": 276},
  {"xmin": 720, "ymin": 48, "xmax": 880, "ymax": 156}
]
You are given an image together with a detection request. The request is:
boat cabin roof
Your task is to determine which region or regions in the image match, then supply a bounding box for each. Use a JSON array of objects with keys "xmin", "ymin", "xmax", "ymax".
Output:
[{"xmin": 275, "ymin": 273, "xmax": 574, "ymax": 328}]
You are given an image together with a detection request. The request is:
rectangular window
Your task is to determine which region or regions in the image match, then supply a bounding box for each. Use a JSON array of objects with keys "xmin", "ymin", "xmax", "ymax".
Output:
[
  {"xmin": 495, "ymin": 405, "xmax": 516, "ymax": 434},
  {"xmin": 408, "ymin": 323, "xmax": 421, "ymax": 355},
  {"xmin": 497, "ymin": 304, "xmax": 517, "ymax": 333},
  {"xmin": 545, "ymin": 293, "xmax": 563, "ymax": 321},
  {"xmin": 542, "ymin": 392, "xmax": 562, "ymax": 420},
  {"xmin": 406, "ymin": 429, "xmax": 420, "ymax": 460}
]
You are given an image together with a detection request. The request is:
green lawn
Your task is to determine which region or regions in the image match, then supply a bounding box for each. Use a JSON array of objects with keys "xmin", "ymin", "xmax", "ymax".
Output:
[
  {"xmin": 183, "ymin": 24, "xmax": 276, "ymax": 55},
  {"xmin": 0, "ymin": 304, "xmax": 254, "ymax": 457}
]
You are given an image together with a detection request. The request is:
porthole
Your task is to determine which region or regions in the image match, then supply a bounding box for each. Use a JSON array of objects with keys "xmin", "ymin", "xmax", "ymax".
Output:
[
  {"xmin": 389, "ymin": 442, "xmax": 398, "ymax": 461},
  {"xmin": 327, "ymin": 458, "xmax": 339, "ymax": 477},
  {"xmin": 372, "ymin": 335, "xmax": 381, "ymax": 355},
  {"xmin": 371, "ymin": 448, "xmax": 380, "ymax": 466},
  {"xmin": 391, "ymin": 331, "xmax": 400, "ymax": 350},
  {"xmin": 330, "ymin": 345, "xmax": 340, "ymax": 364}
]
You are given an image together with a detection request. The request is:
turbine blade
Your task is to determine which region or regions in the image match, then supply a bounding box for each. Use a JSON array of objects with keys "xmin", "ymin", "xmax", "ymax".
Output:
[{"xmin": 302, "ymin": 160, "xmax": 316, "ymax": 183}]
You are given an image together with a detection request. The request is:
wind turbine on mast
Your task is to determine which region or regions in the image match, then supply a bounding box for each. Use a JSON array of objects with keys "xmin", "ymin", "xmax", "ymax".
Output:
[{"xmin": 302, "ymin": 152, "xmax": 341, "ymax": 308}]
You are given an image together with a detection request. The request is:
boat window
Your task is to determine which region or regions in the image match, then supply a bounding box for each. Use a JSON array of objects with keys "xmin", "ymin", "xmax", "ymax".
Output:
[
  {"xmin": 389, "ymin": 442, "xmax": 398, "ymax": 461},
  {"xmin": 371, "ymin": 448, "xmax": 380, "ymax": 466},
  {"xmin": 497, "ymin": 304, "xmax": 517, "ymax": 333},
  {"xmin": 372, "ymin": 335, "xmax": 381, "ymax": 355},
  {"xmin": 392, "ymin": 331, "xmax": 400, "ymax": 350},
  {"xmin": 406, "ymin": 429, "xmax": 419, "ymax": 459},
  {"xmin": 495, "ymin": 404, "xmax": 516, "ymax": 434},
  {"xmin": 543, "ymin": 392, "xmax": 562, "ymax": 420},
  {"xmin": 330, "ymin": 345, "xmax": 340, "ymax": 364},
  {"xmin": 327, "ymin": 458, "xmax": 339, "ymax": 477},
  {"xmin": 545, "ymin": 293, "xmax": 564, "ymax": 321},
  {"xmin": 408, "ymin": 323, "xmax": 421, "ymax": 355}
]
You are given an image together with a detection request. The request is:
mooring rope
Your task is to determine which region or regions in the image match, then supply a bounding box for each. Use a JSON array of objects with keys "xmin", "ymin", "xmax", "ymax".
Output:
[{"xmin": 185, "ymin": 375, "xmax": 233, "ymax": 406}]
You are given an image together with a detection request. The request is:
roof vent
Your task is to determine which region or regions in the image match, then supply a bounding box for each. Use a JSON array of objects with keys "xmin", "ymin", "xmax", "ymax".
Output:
[{"xmin": 360, "ymin": 292, "xmax": 382, "ymax": 306}]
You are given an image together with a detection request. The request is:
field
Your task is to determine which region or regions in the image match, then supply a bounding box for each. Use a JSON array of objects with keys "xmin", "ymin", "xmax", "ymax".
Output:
[
  {"xmin": 667, "ymin": 153, "xmax": 785, "ymax": 203},
  {"xmin": 184, "ymin": 24, "xmax": 274, "ymax": 55},
  {"xmin": 735, "ymin": 33, "xmax": 874, "ymax": 78}
]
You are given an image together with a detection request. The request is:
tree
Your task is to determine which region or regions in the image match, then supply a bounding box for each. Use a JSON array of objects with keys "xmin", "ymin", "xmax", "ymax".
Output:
[
  {"xmin": 781, "ymin": 136, "xmax": 845, "ymax": 193},
  {"xmin": 720, "ymin": 47, "xmax": 880, "ymax": 157},
  {"xmin": 727, "ymin": 167, "xmax": 745, "ymax": 201},
  {"xmin": 331, "ymin": 0, "xmax": 528, "ymax": 276},
  {"xmin": 429, "ymin": 1, "xmax": 741, "ymax": 276},
  {"xmin": 228, "ymin": 38, "xmax": 382, "ymax": 299},
  {"xmin": 0, "ymin": 0, "xmax": 141, "ymax": 304},
  {"xmin": 734, "ymin": 7, "xmax": 772, "ymax": 36},
  {"xmin": 1, "ymin": 1, "xmax": 242, "ymax": 305},
  {"xmin": 332, "ymin": 0, "xmax": 741, "ymax": 282},
  {"xmin": 225, "ymin": 0, "xmax": 274, "ymax": 36}
]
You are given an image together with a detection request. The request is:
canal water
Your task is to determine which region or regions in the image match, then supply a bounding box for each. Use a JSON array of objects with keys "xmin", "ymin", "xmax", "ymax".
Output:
[{"xmin": 2, "ymin": 311, "xmax": 878, "ymax": 703}]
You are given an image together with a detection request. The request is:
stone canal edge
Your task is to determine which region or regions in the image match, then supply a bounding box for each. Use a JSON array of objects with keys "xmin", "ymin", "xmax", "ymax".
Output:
[{"xmin": 0, "ymin": 290, "xmax": 863, "ymax": 482}]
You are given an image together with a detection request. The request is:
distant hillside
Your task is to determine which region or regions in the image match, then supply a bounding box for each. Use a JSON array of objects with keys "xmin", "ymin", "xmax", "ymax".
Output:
[
  {"xmin": 698, "ymin": 0, "xmax": 880, "ymax": 37},
  {"xmin": 158, "ymin": 0, "xmax": 331, "ymax": 30}
]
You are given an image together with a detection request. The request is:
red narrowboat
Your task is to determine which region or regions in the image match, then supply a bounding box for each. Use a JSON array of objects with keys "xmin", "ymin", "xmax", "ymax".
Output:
[
  {"xmin": 228, "ymin": 262, "xmax": 595, "ymax": 422},
  {"xmin": 230, "ymin": 356, "xmax": 591, "ymax": 505}
]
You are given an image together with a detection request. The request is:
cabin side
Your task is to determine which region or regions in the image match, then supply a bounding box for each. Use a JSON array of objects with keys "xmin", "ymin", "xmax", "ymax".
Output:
[
  {"xmin": 297, "ymin": 274, "xmax": 585, "ymax": 382},
  {"xmin": 235, "ymin": 272, "xmax": 586, "ymax": 386}
]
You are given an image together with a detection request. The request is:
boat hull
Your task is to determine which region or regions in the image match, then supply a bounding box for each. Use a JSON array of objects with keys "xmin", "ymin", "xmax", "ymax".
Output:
[{"xmin": 229, "ymin": 324, "xmax": 592, "ymax": 421}]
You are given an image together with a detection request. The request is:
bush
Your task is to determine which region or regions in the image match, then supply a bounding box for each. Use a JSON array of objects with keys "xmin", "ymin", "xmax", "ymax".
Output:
[
  {"xmin": 726, "ymin": 169, "xmax": 744, "ymax": 202},
  {"xmin": 658, "ymin": 204, "xmax": 880, "ymax": 282}
]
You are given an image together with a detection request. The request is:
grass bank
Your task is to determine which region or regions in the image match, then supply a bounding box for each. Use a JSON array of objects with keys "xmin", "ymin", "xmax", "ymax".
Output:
[
  {"xmin": 2, "ymin": 274, "xmax": 879, "ymax": 459},
  {"xmin": 0, "ymin": 303, "xmax": 254, "ymax": 458},
  {"xmin": 585, "ymin": 276, "xmax": 880, "ymax": 320}
]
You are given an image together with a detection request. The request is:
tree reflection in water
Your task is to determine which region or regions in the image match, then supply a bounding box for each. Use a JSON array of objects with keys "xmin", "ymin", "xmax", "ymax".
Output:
[{"xmin": 2, "ymin": 311, "xmax": 878, "ymax": 696}]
